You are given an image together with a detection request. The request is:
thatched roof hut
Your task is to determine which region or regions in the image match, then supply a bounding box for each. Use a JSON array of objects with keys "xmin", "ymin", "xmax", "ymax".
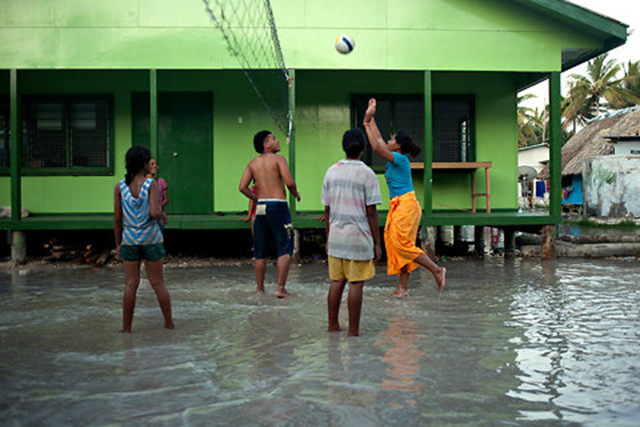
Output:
[{"xmin": 538, "ymin": 106, "xmax": 640, "ymax": 179}]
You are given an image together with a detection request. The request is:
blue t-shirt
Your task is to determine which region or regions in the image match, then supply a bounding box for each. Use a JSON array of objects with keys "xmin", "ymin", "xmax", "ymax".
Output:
[{"xmin": 385, "ymin": 152, "xmax": 414, "ymax": 198}]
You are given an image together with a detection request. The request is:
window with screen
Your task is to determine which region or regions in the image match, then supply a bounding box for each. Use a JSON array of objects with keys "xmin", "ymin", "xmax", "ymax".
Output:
[
  {"xmin": 433, "ymin": 96, "xmax": 474, "ymax": 162},
  {"xmin": 352, "ymin": 94, "xmax": 474, "ymax": 166},
  {"xmin": 21, "ymin": 95, "xmax": 113, "ymax": 174}
]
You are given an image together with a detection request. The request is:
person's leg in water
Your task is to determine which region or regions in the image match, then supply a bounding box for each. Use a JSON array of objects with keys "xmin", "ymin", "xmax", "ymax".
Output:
[
  {"xmin": 327, "ymin": 279, "xmax": 347, "ymax": 332},
  {"xmin": 393, "ymin": 266, "xmax": 411, "ymax": 298},
  {"xmin": 144, "ymin": 258, "xmax": 174, "ymax": 329},
  {"xmin": 414, "ymin": 253, "xmax": 446, "ymax": 292},
  {"xmin": 121, "ymin": 260, "xmax": 141, "ymax": 333},
  {"xmin": 347, "ymin": 282, "xmax": 364, "ymax": 336},
  {"xmin": 255, "ymin": 258, "xmax": 267, "ymax": 295},
  {"xmin": 275, "ymin": 253, "xmax": 292, "ymax": 298}
]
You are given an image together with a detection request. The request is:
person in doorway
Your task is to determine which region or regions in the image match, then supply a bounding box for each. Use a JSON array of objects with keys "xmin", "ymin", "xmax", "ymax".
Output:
[
  {"xmin": 322, "ymin": 128, "xmax": 382, "ymax": 336},
  {"xmin": 146, "ymin": 157, "xmax": 169, "ymax": 235},
  {"xmin": 114, "ymin": 146, "xmax": 173, "ymax": 333},
  {"xmin": 363, "ymin": 98, "xmax": 446, "ymax": 297},
  {"xmin": 239, "ymin": 130, "xmax": 301, "ymax": 298}
]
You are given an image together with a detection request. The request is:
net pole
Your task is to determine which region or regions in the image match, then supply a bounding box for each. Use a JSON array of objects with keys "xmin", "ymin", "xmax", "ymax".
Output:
[{"xmin": 287, "ymin": 68, "xmax": 296, "ymax": 217}]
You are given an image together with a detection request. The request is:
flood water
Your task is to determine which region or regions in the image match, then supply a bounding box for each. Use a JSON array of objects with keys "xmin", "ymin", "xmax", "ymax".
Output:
[{"xmin": 1, "ymin": 259, "xmax": 639, "ymax": 426}]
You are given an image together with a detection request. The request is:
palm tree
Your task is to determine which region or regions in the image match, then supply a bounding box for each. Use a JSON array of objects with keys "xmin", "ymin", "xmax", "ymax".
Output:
[
  {"xmin": 517, "ymin": 93, "xmax": 539, "ymax": 147},
  {"xmin": 531, "ymin": 105, "xmax": 548, "ymax": 143},
  {"xmin": 564, "ymin": 54, "xmax": 639, "ymax": 123},
  {"xmin": 621, "ymin": 60, "xmax": 640, "ymax": 106}
]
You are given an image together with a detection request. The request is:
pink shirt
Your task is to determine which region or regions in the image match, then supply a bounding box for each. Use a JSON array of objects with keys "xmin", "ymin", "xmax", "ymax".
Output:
[{"xmin": 157, "ymin": 178, "xmax": 168, "ymax": 208}]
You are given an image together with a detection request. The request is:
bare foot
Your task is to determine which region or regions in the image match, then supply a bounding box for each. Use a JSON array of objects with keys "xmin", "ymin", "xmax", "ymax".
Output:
[
  {"xmin": 256, "ymin": 288, "xmax": 265, "ymax": 295},
  {"xmin": 391, "ymin": 289, "xmax": 409, "ymax": 298},
  {"xmin": 275, "ymin": 290, "xmax": 291, "ymax": 298},
  {"xmin": 435, "ymin": 267, "xmax": 446, "ymax": 292},
  {"xmin": 119, "ymin": 329, "xmax": 131, "ymax": 334},
  {"xmin": 347, "ymin": 331, "xmax": 360, "ymax": 337},
  {"xmin": 327, "ymin": 325, "xmax": 342, "ymax": 332},
  {"xmin": 165, "ymin": 322, "xmax": 175, "ymax": 330}
]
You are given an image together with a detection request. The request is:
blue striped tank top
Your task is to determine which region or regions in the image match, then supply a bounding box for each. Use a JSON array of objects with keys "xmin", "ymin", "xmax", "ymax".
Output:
[{"xmin": 120, "ymin": 178, "xmax": 163, "ymax": 246}]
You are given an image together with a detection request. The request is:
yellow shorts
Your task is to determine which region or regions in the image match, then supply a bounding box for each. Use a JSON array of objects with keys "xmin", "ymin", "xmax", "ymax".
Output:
[{"xmin": 328, "ymin": 256, "xmax": 375, "ymax": 283}]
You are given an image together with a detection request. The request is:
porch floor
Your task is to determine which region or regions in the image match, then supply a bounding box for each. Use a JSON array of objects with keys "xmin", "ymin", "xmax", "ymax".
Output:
[{"xmin": 0, "ymin": 210, "xmax": 557, "ymax": 232}]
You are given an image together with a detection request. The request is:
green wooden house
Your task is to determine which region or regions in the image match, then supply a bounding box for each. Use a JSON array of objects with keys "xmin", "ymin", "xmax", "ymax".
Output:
[{"xmin": 0, "ymin": 0, "xmax": 628, "ymax": 258}]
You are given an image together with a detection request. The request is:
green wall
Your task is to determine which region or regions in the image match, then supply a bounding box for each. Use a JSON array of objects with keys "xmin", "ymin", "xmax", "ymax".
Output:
[
  {"xmin": 295, "ymin": 70, "xmax": 518, "ymax": 212},
  {"xmin": 0, "ymin": 70, "xmax": 279, "ymax": 214},
  {"xmin": 0, "ymin": 0, "xmax": 602, "ymax": 72},
  {"xmin": 0, "ymin": 0, "xmax": 615, "ymax": 216},
  {"xmin": 1, "ymin": 69, "xmax": 517, "ymax": 214}
]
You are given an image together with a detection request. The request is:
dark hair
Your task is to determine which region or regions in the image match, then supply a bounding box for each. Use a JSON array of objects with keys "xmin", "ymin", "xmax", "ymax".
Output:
[
  {"xmin": 342, "ymin": 128, "xmax": 366, "ymax": 159},
  {"xmin": 395, "ymin": 131, "xmax": 421, "ymax": 157},
  {"xmin": 125, "ymin": 146, "xmax": 151, "ymax": 185},
  {"xmin": 253, "ymin": 130, "xmax": 272, "ymax": 154}
]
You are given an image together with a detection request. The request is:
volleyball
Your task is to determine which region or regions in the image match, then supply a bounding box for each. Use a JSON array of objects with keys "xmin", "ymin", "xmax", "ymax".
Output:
[{"xmin": 335, "ymin": 33, "xmax": 355, "ymax": 54}]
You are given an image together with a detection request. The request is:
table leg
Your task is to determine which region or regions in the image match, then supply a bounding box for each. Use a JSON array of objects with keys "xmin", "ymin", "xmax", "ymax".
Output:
[
  {"xmin": 471, "ymin": 171, "xmax": 476, "ymax": 213},
  {"xmin": 485, "ymin": 167, "xmax": 491, "ymax": 214}
]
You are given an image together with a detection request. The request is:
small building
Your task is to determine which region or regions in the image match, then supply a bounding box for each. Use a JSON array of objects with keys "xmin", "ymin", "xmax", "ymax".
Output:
[
  {"xmin": 518, "ymin": 143, "xmax": 549, "ymax": 205},
  {"xmin": 585, "ymin": 107, "xmax": 640, "ymax": 218},
  {"xmin": 606, "ymin": 131, "xmax": 640, "ymax": 156},
  {"xmin": 540, "ymin": 106, "xmax": 640, "ymax": 216},
  {"xmin": 518, "ymin": 143, "xmax": 550, "ymax": 175}
]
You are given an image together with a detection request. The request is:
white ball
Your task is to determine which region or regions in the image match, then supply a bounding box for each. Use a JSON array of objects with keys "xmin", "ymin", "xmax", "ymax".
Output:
[{"xmin": 335, "ymin": 33, "xmax": 355, "ymax": 54}]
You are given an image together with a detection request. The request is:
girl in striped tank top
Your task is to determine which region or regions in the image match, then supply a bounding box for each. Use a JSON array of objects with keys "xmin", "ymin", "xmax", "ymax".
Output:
[{"xmin": 114, "ymin": 146, "xmax": 173, "ymax": 333}]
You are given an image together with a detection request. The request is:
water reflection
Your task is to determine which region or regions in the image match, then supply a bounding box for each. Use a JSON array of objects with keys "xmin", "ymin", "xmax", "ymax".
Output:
[
  {"xmin": 0, "ymin": 259, "xmax": 639, "ymax": 426},
  {"xmin": 375, "ymin": 314, "xmax": 424, "ymax": 410}
]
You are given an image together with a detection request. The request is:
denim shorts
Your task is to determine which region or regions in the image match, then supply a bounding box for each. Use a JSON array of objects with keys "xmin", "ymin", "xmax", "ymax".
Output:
[
  {"xmin": 120, "ymin": 243, "xmax": 165, "ymax": 262},
  {"xmin": 253, "ymin": 200, "xmax": 294, "ymax": 259}
]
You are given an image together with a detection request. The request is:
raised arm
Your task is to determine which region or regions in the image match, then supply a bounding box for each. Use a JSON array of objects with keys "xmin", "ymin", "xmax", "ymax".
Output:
[
  {"xmin": 277, "ymin": 156, "xmax": 301, "ymax": 202},
  {"xmin": 363, "ymin": 98, "xmax": 395, "ymax": 163}
]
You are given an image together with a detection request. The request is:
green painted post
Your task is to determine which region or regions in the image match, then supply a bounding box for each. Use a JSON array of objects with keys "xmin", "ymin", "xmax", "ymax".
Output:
[
  {"xmin": 10, "ymin": 69, "xmax": 21, "ymax": 223},
  {"xmin": 549, "ymin": 72, "xmax": 562, "ymax": 222},
  {"xmin": 288, "ymin": 69, "xmax": 296, "ymax": 218},
  {"xmin": 150, "ymin": 69, "xmax": 158, "ymax": 158},
  {"xmin": 423, "ymin": 71, "xmax": 433, "ymax": 220}
]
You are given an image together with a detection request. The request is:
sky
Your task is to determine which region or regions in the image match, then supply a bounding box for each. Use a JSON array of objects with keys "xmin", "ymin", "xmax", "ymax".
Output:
[{"xmin": 521, "ymin": 0, "xmax": 640, "ymax": 109}]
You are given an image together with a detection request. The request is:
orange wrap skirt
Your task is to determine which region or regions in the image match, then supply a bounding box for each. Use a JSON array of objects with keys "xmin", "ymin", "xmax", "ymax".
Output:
[{"xmin": 384, "ymin": 191, "xmax": 425, "ymax": 276}]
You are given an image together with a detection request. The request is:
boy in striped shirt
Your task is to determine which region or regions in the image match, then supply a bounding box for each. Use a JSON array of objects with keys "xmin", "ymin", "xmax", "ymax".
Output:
[{"xmin": 322, "ymin": 129, "xmax": 382, "ymax": 336}]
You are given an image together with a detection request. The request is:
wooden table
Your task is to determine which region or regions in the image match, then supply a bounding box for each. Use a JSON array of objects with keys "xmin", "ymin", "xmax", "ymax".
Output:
[{"xmin": 410, "ymin": 162, "xmax": 492, "ymax": 213}]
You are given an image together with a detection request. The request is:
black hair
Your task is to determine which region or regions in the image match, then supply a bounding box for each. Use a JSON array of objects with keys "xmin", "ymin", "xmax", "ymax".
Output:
[
  {"xmin": 253, "ymin": 130, "xmax": 272, "ymax": 154},
  {"xmin": 125, "ymin": 146, "xmax": 151, "ymax": 185},
  {"xmin": 342, "ymin": 128, "xmax": 366, "ymax": 159},
  {"xmin": 395, "ymin": 131, "xmax": 421, "ymax": 157}
]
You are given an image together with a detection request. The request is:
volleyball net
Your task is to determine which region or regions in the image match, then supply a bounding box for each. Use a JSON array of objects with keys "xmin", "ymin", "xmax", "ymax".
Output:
[{"xmin": 203, "ymin": 0, "xmax": 292, "ymax": 140}]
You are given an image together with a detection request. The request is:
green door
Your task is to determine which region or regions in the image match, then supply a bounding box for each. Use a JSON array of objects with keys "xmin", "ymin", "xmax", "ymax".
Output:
[{"xmin": 132, "ymin": 92, "xmax": 213, "ymax": 214}]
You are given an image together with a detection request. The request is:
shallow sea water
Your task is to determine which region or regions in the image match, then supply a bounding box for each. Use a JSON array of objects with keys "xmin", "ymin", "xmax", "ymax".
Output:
[{"xmin": 0, "ymin": 258, "xmax": 639, "ymax": 426}]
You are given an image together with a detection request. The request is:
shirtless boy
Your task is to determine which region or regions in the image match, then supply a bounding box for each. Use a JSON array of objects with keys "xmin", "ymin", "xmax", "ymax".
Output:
[{"xmin": 239, "ymin": 130, "xmax": 301, "ymax": 298}]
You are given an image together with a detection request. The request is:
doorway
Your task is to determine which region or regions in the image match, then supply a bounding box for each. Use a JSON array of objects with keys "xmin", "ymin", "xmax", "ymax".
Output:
[{"xmin": 132, "ymin": 92, "xmax": 213, "ymax": 214}]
